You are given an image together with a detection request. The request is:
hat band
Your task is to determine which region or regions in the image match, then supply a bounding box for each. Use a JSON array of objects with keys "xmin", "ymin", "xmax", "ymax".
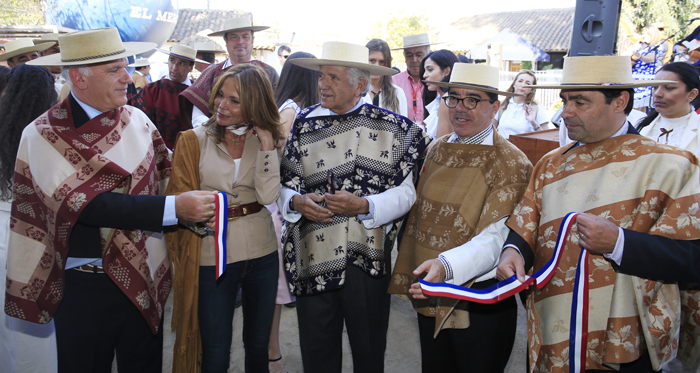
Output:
[
  {"xmin": 170, "ymin": 52, "xmax": 195, "ymax": 62},
  {"xmin": 450, "ymin": 81, "xmax": 500, "ymax": 91},
  {"xmin": 560, "ymin": 82, "xmax": 629, "ymax": 86},
  {"xmin": 61, "ymin": 48, "xmax": 126, "ymax": 63}
]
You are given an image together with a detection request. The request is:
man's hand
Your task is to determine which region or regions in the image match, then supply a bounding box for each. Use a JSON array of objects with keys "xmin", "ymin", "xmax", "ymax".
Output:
[
  {"xmin": 175, "ymin": 191, "xmax": 218, "ymax": 222},
  {"xmin": 408, "ymin": 259, "xmax": 446, "ymax": 299},
  {"xmin": 293, "ymin": 194, "xmax": 333, "ymax": 223},
  {"xmin": 576, "ymin": 213, "xmax": 619, "ymax": 255},
  {"xmin": 324, "ymin": 191, "xmax": 369, "ymax": 216},
  {"xmin": 497, "ymin": 247, "xmax": 527, "ymax": 283}
]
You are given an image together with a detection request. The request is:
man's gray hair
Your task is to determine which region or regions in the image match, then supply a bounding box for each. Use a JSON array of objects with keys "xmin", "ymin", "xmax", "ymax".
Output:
[
  {"xmin": 61, "ymin": 65, "xmax": 93, "ymax": 87},
  {"xmin": 347, "ymin": 67, "xmax": 370, "ymax": 96}
]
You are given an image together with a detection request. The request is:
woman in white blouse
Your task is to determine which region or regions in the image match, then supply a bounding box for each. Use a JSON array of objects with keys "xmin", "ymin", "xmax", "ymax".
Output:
[
  {"xmin": 637, "ymin": 62, "xmax": 700, "ymax": 153},
  {"xmin": 364, "ymin": 39, "xmax": 408, "ymax": 117},
  {"xmin": 493, "ymin": 70, "xmax": 549, "ymax": 139},
  {"xmin": 419, "ymin": 49, "xmax": 458, "ymax": 138}
]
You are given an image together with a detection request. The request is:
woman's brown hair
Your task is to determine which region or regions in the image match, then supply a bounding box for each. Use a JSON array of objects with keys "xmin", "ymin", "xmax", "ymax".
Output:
[
  {"xmin": 204, "ymin": 64, "xmax": 285, "ymax": 147},
  {"xmin": 500, "ymin": 70, "xmax": 538, "ymax": 111}
]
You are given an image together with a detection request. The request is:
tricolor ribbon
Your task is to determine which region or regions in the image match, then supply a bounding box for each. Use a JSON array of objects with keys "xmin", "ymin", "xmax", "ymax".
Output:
[
  {"xmin": 214, "ymin": 192, "xmax": 228, "ymax": 280},
  {"xmin": 419, "ymin": 212, "xmax": 588, "ymax": 373}
]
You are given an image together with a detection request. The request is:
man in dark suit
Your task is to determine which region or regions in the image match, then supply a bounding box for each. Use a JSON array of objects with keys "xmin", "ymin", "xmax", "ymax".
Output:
[{"xmin": 6, "ymin": 27, "xmax": 217, "ymax": 373}]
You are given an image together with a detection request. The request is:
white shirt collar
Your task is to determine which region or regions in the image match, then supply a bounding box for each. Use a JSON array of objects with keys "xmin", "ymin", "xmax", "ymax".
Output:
[
  {"xmin": 163, "ymin": 74, "xmax": 192, "ymax": 86},
  {"xmin": 309, "ymin": 99, "xmax": 364, "ymax": 118},
  {"xmin": 222, "ymin": 57, "xmax": 257, "ymax": 70},
  {"xmin": 71, "ymin": 91, "xmax": 103, "ymax": 120}
]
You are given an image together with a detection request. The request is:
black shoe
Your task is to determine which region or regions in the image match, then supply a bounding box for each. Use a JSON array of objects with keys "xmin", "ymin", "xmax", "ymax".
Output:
[{"xmin": 283, "ymin": 301, "xmax": 296, "ymax": 308}]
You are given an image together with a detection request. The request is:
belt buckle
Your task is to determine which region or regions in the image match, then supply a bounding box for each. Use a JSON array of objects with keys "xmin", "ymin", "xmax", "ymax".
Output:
[{"xmin": 228, "ymin": 203, "xmax": 240, "ymax": 221}]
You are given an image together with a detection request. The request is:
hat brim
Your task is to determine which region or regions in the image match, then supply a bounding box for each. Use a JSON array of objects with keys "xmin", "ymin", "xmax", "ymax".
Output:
[
  {"xmin": 208, "ymin": 26, "xmax": 269, "ymax": 37},
  {"xmin": 426, "ymin": 80, "xmax": 520, "ymax": 96},
  {"xmin": 155, "ymin": 48, "xmax": 209, "ymax": 64},
  {"xmin": 26, "ymin": 41, "xmax": 156, "ymax": 66},
  {"xmin": 127, "ymin": 62, "xmax": 151, "ymax": 68},
  {"xmin": 290, "ymin": 58, "xmax": 397, "ymax": 76},
  {"xmin": 523, "ymin": 80, "xmax": 677, "ymax": 89},
  {"xmin": 33, "ymin": 39, "xmax": 58, "ymax": 45},
  {"xmin": 391, "ymin": 42, "xmax": 444, "ymax": 51},
  {"xmin": 0, "ymin": 42, "xmax": 55, "ymax": 62}
]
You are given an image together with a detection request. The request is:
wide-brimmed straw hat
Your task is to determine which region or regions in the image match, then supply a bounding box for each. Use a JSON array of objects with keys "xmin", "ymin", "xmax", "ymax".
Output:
[
  {"xmin": 524, "ymin": 55, "xmax": 676, "ymax": 89},
  {"xmin": 33, "ymin": 33, "xmax": 60, "ymax": 45},
  {"xmin": 426, "ymin": 63, "xmax": 519, "ymax": 96},
  {"xmin": 155, "ymin": 44, "xmax": 208, "ymax": 64},
  {"xmin": 290, "ymin": 41, "xmax": 396, "ymax": 76},
  {"xmin": 0, "ymin": 38, "xmax": 55, "ymax": 62},
  {"xmin": 208, "ymin": 17, "xmax": 269, "ymax": 37},
  {"xmin": 128, "ymin": 58, "xmax": 151, "ymax": 68},
  {"xmin": 194, "ymin": 42, "xmax": 221, "ymax": 54},
  {"xmin": 27, "ymin": 27, "xmax": 156, "ymax": 67},
  {"xmin": 391, "ymin": 33, "xmax": 442, "ymax": 50}
]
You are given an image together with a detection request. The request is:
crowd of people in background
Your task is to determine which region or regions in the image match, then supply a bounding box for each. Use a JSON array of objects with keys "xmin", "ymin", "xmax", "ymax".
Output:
[{"xmin": 3, "ymin": 10, "xmax": 700, "ymax": 373}]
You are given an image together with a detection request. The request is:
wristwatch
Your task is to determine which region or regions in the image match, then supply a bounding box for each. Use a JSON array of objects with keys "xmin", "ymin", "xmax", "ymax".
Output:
[{"xmin": 289, "ymin": 196, "xmax": 295, "ymax": 211}]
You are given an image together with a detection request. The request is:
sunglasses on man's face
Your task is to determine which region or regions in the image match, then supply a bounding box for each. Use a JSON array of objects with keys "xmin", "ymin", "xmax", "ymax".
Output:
[{"xmin": 282, "ymin": 55, "xmax": 290, "ymax": 59}]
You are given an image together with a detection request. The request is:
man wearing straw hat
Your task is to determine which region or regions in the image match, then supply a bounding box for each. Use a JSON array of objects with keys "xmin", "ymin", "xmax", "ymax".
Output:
[
  {"xmin": 0, "ymin": 38, "xmax": 53, "ymax": 67},
  {"xmin": 180, "ymin": 16, "xmax": 279, "ymax": 128},
  {"xmin": 35, "ymin": 33, "xmax": 66, "ymax": 95},
  {"xmin": 279, "ymin": 41, "xmax": 431, "ymax": 373},
  {"xmin": 193, "ymin": 41, "xmax": 217, "ymax": 74},
  {"xmin": 487, "ymin": 55, "xmax": 700, "ymax": 372},
  {"xmin": 129, "ymin": 57, "xmax": 152, "ymax": 91},
  {"xmin": 6, "ymin": 27, "xmax": 218, "ymax": 372},
  {"xmin": 392, "ymin": 33, "xmax": 434, "ymax": 123},
  {"xmin": 128, "ymin": 44, "xmax": 207, "ymax": 150},
  {"xmin": 389, "ymin": 62, "xmax": 533, "ymax": 372}
]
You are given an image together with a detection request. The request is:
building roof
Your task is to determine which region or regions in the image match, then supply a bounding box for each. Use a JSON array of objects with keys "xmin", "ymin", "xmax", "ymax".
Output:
[
  {"xmin": 169, "ymin": 8, "xmax": 277, "ymax": 51},
  {"xmin": 442, "ymin": 7, "xmax": 574, "ymax": 53}
]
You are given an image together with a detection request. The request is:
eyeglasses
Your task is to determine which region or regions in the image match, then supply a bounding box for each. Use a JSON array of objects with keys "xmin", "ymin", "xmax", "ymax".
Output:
[
  {"xmin": 282, "ymin": 55, "xmax": 290, "ymax": 59},
  {"xmin": 443, "ymin": 96, "xmax": 493, "ymax": 110}
]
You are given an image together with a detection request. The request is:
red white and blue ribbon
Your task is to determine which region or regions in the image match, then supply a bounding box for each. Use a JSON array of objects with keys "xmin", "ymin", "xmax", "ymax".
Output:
[
  {"xmin": 214, "ymin": 192, "xmax": 228, "ymax": 280},
  {"xmin": 570, "ymin": 247, "xmax": 590, "ymax": 372},
  {"xmin": 418, "ymin": 212, "xmax": 587, "ymax": 372}
]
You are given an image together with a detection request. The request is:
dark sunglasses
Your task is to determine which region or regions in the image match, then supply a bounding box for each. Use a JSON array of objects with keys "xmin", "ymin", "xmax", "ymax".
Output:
[{"xmin": 327, "ymin": 170, "xmax": 340, "ymax": 194}]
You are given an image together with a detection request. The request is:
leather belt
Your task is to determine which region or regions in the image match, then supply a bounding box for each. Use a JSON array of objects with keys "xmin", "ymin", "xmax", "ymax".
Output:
[
  {"xmin": 227, "ymin": 202, "xmax": 263, "ymax": 220},
  {"xmin": 72, "ymin": 264, "xmax": 105, "ymax": 274}
]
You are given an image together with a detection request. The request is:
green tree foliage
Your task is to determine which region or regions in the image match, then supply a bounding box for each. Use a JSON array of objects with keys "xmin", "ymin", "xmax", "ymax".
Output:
[
  {"xmin": 366, "ymin": 12, "xmax": 433, "ymax": 65},
  {"xmin": 621, "ymin": 0, "xmax": 695, "ymax": 42},
  {"xmin": 0, "ymin": 0, "xmax": 45, "ymax": 25}
]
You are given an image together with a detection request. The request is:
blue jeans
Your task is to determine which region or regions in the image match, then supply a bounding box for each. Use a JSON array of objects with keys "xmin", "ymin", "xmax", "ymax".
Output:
[{"xmin": 198, "ymin": 251, "xmax": 278, "ymax": 373}]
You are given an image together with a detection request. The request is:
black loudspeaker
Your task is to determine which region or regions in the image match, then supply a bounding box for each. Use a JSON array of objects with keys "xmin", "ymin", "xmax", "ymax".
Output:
[{"xmin": 569, "ymin": 0, "xmax": 622, "ymax": 56}]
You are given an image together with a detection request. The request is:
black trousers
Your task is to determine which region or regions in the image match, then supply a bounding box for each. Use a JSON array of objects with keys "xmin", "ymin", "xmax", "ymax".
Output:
[
  {"xmin": 54, "ymin": 269, "xmax": 163, "ymax": 373},
  {"xmin": 296, "ymin": 263, "xmax": 392, "ymax": 373},
  {"xmin": 417, "ymin": 279, "xmax": 518, "ymax": 373}
]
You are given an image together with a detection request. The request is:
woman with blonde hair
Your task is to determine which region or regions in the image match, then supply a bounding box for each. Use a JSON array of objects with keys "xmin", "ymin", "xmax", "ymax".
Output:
[
  {"xmin": 365, "ymin": 38, "xmax": 408, "ymax": 116},
  {"xmin": 166, "ymin": 63, "xmax": 286, "ymax": 372},
  {"xmin": 492, "ymin": 69, "xmax": 549, "ymax": 139}
]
